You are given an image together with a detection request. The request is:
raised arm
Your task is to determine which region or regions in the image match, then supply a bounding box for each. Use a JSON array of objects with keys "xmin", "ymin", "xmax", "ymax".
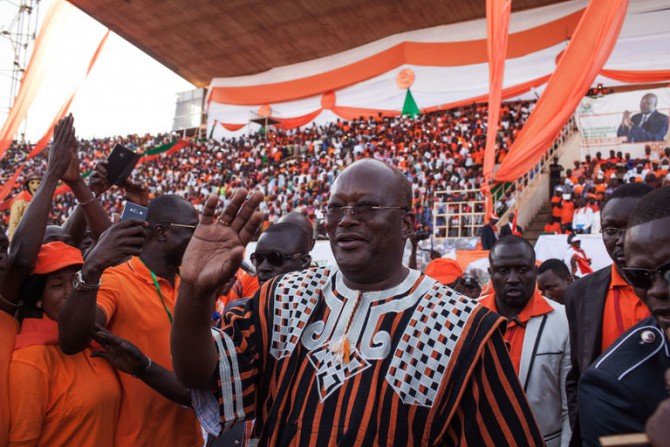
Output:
[
  {"xmin": 58, "ymin": 219, "xmax": 146, "ymax": 354},
  {"xmin": 60, "ymin": 164, "xmax": 112, "ymax": 244},
  {"xmin": 0, "ymin": 116, "xmax": 74, "ymax": 309},
  {"xmin": 172, "ymin": 190, "xmax": 262, "ymax": 388}
]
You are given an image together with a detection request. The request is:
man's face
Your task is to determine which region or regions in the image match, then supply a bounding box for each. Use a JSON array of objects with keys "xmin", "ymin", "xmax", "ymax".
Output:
[
  {"xmin": 538, "ymin": 270, "xmax": 569, "ymax": 304},
  {"xmin": 624, "ymin": 217, "xmax": 670, "ymax": 331},
  {"xmin": 325, "ymin": 165, "xmax": 413, "ymax": 284},
  {"xmin": 489, "ymin": 242, "xmax": 537, "ymax": 310},
  {"xmin": 252, "ymin": 231, "xmax": 308, "ymax": 286},
  {"xmin": 156, "ymin": 201, "xmax": 199, "ymax": 265},
  {"xmin": 27, "ymin": 179, "xmax": 40, "ymax": 195},
  {"xmin": 640, "ymin": 94, "xmax": 657, "ymax": 115},
  {"xmin": 601, "ymin": 197, "xmax": 641, "ymax": 270}
]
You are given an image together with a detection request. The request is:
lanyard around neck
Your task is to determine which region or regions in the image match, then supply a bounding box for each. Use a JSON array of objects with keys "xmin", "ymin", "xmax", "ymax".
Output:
[{"xmin": 138, "ymin": 259, "xmax": 174, "ymax": 325}]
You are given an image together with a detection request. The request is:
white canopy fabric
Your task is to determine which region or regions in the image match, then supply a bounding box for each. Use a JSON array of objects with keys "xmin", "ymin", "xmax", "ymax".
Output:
[{"xmin": 207, "ymin": 0, "xmax": 670, "ymax": 139}]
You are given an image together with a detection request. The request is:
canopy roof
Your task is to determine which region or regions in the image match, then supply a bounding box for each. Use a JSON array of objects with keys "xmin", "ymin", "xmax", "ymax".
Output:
[{"xmin": 67, "ymin": 0, "xmax": 568, "ymax": 86}]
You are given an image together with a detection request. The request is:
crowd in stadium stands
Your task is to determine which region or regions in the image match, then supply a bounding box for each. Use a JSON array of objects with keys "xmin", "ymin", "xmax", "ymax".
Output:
[
  {"xmin": 1, "ymin": 102, "xmax": 533, "ymax": 238},
  {"xmin": 4, "ymin": 106, "xmax": 670, "ymax": 447},
  {"xmin": 544, "ymin": 146, "xmax": 670, "ymax": 235}
]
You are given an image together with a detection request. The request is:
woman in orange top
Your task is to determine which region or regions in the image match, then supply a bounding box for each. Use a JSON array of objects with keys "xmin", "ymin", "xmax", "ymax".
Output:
[{"xmin": 8, "ymin": 242, "xmax": 122, "ymax": 447}]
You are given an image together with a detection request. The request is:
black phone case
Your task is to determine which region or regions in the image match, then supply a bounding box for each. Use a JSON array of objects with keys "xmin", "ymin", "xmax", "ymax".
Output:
[{"xmin": 106, "ymin": 144, "xmax": 141, "ymax": 186}]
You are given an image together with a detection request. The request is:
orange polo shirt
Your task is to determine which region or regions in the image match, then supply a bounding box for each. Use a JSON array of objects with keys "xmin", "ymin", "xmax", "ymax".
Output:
[
  {"xmin": 543, "ymin": 222, "xmax": 562, "ymax": 234},
  {"xmin": 551, "ymin": 196, "xmax": 562, "ymax": 218},
  {"xmin": 97, "ymin": 256, "xmax": 202, "ymax": 447},
  {"xmin": 8, "ymin": 344, "xmax": 121, "ymax": 447},
  {"xmin": 480, "ymin": 290, "xmax": 554, "ymax": 374},
  {"xmin": 561, "ymin": 200, "xmax": 575, "ymax": 225},
  {"xmin": 601, "ymin": 265, "xmax": 650, "ymax": 352},
  {"xmin": 0, "ymin": 311, "xmax": 18, "ymax": 447}
]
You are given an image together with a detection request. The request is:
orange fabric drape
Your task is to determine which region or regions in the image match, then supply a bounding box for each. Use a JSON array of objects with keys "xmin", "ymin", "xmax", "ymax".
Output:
[
  {"xmin": 275, "ymin": 109, "xmax": 323, "ymax": 130},
  {"xmin": 27, "ymin": 30, "xmax": 110, "ymax": 160},
  {"xmin": 421, "ymin": 74, "xmax": 550, "ymax": 114},
  {"xmin": 27, "ymin": 95, "xmax": 76, "ymax": 160},
  {"xmin": 331, "ymin": 105, "xmax": 400, "ymax": 121},
  {"xmin": 600, "ymin": 68, "xmax": 670, "ymax": 83},
  {"xmin": 219, "ymin": 122, "xmax": 246, "ymax": 132},
  {"xmin": 495, "ymin": 0, "xmax": 628, "ymax": 182},
  {"xmin": 209, "ymin": 10, "xmax": 583, "ymax": 106},
  {"xmin": 483, "ymin": 0, "xmax": 511, "ymax": 218},
  {"xmin": 216, "ymin": 106, "xmax": 401, "ymax": 132},
  {"xmin": 0, "ymin": 165, "xmax": 25, "ymax": 203},
  {"xmin": 0, "ymin": 0, "xmax": 67, "ymax": 160}
]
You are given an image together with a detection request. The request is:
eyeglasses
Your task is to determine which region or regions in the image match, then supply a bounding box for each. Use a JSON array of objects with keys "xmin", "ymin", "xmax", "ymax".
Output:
[
  {"xmin": 153, "ymin": 222, "xmax": 197, "ymax": 231},
  {"xmin": 621, "ymin": 261, "xmax": 670, "ymax": 289},
  {"xmin": 250, "ymin": 251, "xmax": 304, "ymax": 267},
  {"xmin": 600, "ymin": 227, "xmax": 625, "ymax": 237},
  {"xmin": 323, "ymin": 204, "xmax": 408, "ymax": 221}
]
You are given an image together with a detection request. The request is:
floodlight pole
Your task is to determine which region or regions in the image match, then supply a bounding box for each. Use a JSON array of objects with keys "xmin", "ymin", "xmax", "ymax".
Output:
[{"xmin": 0, "ymin": 0, "xmax": 40, "ymax": 135}]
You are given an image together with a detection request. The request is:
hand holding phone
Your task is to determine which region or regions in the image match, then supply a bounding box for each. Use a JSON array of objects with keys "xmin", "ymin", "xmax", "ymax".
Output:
[
  {"xmin": 106, "ymin": 144, "xmax": 141, "ymax": 186},
  {"xmin": 121, "ymin": 202, "xmax": 148, "ymax": 222}
]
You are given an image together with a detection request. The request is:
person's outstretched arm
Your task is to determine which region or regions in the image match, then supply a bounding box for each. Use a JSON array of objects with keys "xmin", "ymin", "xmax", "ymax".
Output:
[
  {"xmin": 0, "ymin": 115, "xmax": 75, "ymax": 310},
  {"xmin": 172, "ymin": 191, "xmax": 263, "ymax": 388},
  {"xmin": 58, "ymin": 219, "xmax": 146, "ymax": 354},
  {"xmin": 92, "ymin": 326, "xmax": 190, "ymax": 406}
]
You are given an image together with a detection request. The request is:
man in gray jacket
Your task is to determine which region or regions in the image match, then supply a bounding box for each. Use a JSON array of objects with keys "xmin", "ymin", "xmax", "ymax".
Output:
[{"xmin": 481, "ymin": 235, "xmax": 571, "ymax": 446}]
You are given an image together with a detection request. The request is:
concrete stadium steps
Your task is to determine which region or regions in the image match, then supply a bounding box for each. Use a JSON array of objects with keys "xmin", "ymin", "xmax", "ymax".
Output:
[{"xmin": 524, "ymin": 203, "xmax": 553, "ymax": 245}]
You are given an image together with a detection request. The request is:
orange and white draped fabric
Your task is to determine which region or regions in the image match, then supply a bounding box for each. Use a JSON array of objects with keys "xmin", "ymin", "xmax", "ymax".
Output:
[
  {"xmin": 495, "ymin": 0, "xmax": 629, "ymax": 181},
  {"xmin": 192, "ymin": 267, "xmax": 544, "ymax": 445},
  {"xmin": 0, "ymin": 0, "xmax": 68, "ymax": 160},
  {"xmin": 208, "ymin": 0, "xmax": 669, "ymax": 139},
  {"xmin": 483, "ymin": 0, "xmax": 511, "ymax": 184}
]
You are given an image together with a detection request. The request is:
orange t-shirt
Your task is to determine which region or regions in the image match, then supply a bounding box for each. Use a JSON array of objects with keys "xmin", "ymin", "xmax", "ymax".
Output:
[
  {"xmin": 479, "ymin": 290, "xmax": 554, "ymax": 373},
  {"xmin": 8, "ymin": 344, "xmax": 121, "ymax": 447},
  {"xmin": 544, "ymin": 222, "xmax": 562, "ymax": 234},
  {"xmin": 601, "ymin": 265, "xmax": 650, "ymax": 351},
  {"xmin": 561, "ymin": 201, "xmax": 575, "ymax": 225},
  {"xmin": 97, "ymin": 257, "xmax": 202, "ymax": 447},
  {"xmin": 551, "ymin": 197, "xmax": 562, "ymax": 218},
  {"xmin": 0, "ymin": 311, "xmax": 18, "ymax": 447}
]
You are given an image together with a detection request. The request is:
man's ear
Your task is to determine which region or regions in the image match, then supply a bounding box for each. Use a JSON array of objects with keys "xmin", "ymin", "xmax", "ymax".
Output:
[
  {"xmin": 153, "ymin": 224, "xmax": 168, "ymax": 242},
  {"xmin": 301, "ymin": 255, "xmax": 312, "ymax": 269},
  {"xmin": 401, "ymin": 212, "xmax": 417, "ymax": 240}
]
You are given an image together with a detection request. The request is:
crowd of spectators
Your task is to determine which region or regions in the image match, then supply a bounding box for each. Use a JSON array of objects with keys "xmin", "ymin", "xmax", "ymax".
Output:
[
  {"xmin": 545, "ymin": 146, "xmax": 670, "ymax": 234},
  {"xmin": 1, "ymin": 101, "xmax": 534, "ymax": 237}
]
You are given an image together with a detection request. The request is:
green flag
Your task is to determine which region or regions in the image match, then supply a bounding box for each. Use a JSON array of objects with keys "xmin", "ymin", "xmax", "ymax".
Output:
[{"xmin": 402, "ymin": 89, "xmax": 421, "ymax": 117}]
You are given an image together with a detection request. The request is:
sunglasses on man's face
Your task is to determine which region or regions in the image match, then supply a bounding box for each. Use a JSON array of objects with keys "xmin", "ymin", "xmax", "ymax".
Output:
[
  {"xmin": 621, "ymin": 261, "xmax": 670, "ymax": 290},
  {"xmin": 250, "ymin": 251, "xmax": 303, "ymax": 267}
]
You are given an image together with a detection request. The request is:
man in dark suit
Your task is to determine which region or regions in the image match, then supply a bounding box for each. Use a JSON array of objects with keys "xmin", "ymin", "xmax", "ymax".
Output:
[
  {"xmin": 499, "ymin": 213, "xmax": 523, "ymax": 237},
  {"xmin": 617, "ymin": 93, "xmax": 669, "ymax": 143},
  {"xmin": 479, "ymin": 216, "xmax": 499, "ymax": 250},
  {"xmin": 564, "ymin": 182, "xmax": 653, "ymax": 446},
  {"xmin": 578, "ymin": 186, "xmax": 670, "ymax": 445}
]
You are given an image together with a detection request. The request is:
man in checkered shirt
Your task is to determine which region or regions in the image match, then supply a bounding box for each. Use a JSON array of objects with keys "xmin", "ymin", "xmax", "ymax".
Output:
[{"xmin": 172, "ymin": 159, "xmax": 543, "ymax": 446}]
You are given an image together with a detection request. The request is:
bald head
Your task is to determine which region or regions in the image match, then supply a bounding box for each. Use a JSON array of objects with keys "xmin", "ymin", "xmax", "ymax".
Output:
[
  {"xmin": 334, "ymin": 159, "xmax": 412, "ymax": 209},
  {"xmin": 279, "ymin": 211, "xmax": 314, "ymax": 251}
]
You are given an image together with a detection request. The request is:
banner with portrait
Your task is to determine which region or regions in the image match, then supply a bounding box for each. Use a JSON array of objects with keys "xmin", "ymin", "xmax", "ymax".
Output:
[{"xmin": 576, "ymin": 87, "xmax": 670, "ymax": 159}]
